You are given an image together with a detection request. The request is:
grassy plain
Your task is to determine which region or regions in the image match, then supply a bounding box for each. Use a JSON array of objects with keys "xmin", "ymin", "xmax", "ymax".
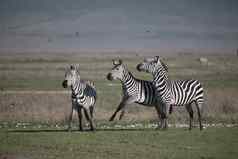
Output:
[
  {"xmin": 0, "ymin": 52, "xmax": 238, "ymax": 159},
  {"xmin": 0, "ymin": 53, "xmax": 238, "ymax": 123},
  {"xmin": 1, "ymin": 127, "xmax": 238, "ymax": 159}
]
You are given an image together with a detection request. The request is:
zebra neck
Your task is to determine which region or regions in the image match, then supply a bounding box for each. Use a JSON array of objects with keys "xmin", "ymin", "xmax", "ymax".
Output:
[
  {"xmin": 153, "ymin": 70, "xmax": 170, "ymax": 88},
  {"xmin": 153, "ymin": 69, "xmax": 169, "ymax": 81},
  {"xmin": 121, "ymin": 71, "xmax": 136, "ymax": 88},
  {"xmin": 71, "ymin": 80, "xmax": 84, "ymax": 98}
]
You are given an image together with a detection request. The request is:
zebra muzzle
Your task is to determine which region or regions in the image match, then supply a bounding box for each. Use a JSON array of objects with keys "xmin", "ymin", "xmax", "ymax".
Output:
[
  {"xmin": 106, "ymin": 73, "xmax": 113, "ymax": 81},
  {"xmin": 62, "ymin": 80, "xmax": 68, "ymax": 88},
  {"xmin": 136, "ymin": 64, "xmax": 143, "ymax": 72}
]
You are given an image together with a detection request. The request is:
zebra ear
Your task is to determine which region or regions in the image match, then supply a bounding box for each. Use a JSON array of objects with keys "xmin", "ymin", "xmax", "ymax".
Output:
[
  {"xmin": 70, "ymin": 64, "xmax": 75, "ymax": 70},
  {"xmin": 118, "ymin": 59, "xmax": 122, "ymax": 65},
  {"xmin": 155, "ymin": 56, "xmax": 160, "ymax": 62},
  {"xmin": 161, "ymin": 61, "xmax": 168, "ymax": 72},
  {"xmin": 75, "ymin": 64, "xmax": 80, "ymax": 74},
  {"xmin": 112, "ymin": 59, "xmax": 117, "ymax": 65},
  {"xmin": 144, "ymin": 57, "xmax": 152, "ymax": 62},
  {"xmin": 70, "ymin": 64, "xmax": 80, "ymax": 71},
  {"xmin": 155, "ymin": 56, "xmax": 168, "ymax": 71},
  {"xmin": 112, "ymin": 59, "xmax": 122, "ymax": 65},
  {"xmin": 75, "ymin": 64, "xmax": 80, "ymax": 71}
]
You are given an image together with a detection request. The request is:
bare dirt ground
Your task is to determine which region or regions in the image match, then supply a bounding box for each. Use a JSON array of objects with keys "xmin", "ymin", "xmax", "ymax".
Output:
[
  {"xmin": 0, "ymin": 154, "xmax": 27, "ymax": 159},
  {"xmin": 0, "ymin": 88, "xmax": 237, "ymax": 124},
  {"xmin": 0, "ymin": 53, "xmax": 238, "ymax": 125}
]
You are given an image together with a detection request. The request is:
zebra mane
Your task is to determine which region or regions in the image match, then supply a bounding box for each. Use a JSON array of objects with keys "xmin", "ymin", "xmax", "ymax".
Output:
[
  {"xmin": 113, "ymin": 60, "xmax": 135, "ymax": 79},
  {"xmin": 112, "ymin": 59, "xmax": 124, "ymax": 70},
  {"xmin": 84, "ymin": 80, "xmax": 96, "ymax": 89},
  {"xmin": 160, "ymin": 61, "xmax": 168, "ymax": 72},
  {"xmin": 112, "ymin": 59, "xmax": 122, "ymax": 66},
  {"xmin": 127, "ymin": 70, "xmax": 135, "ymax": 78},
  {"xmin": 69, "ymin": 64, "xmax": 80, "ymax": 75},
  {"xmin": 154, "ymin": 56, "xmax": 168, "ymax": 72}
]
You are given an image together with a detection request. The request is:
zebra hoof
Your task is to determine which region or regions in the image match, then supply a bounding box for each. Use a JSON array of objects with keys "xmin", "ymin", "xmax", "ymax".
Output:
[
  {"xmin": 90, "ymin": 127, "xmax": 95, "ymax": 131},
  {"xmin": 161, "ymin": 125, "xmax": 168, "ymax": 130},
  {"xmin": 109, "ymin": 117, "xmax": 114, "ymax": 122},
  {"xmin": 169, "ymin": 106, "xmax": 173, "ymax": 114},
  {"xmin": 155, "ymin": 127, "xmax": 161, "ymax": 130}
]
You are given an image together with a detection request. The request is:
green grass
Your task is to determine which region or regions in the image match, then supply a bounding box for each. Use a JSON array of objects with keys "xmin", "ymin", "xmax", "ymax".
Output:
[
  {"xmin": 0, "ymin": 53, "xmax": 238, "ymax": 124},
  {"xmin": 0, "ymin": 127, "xmax": 238, "ymax": 159},
  {"xmin": 0, "ymin": 53, "xmax": 238, "ymax": 90},
  {"xmin": 0, "ymin": 53, "xmax": 238, "ymax": 159}
]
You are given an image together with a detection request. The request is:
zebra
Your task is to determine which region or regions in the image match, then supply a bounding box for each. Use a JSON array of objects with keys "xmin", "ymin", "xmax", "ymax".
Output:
[
  {"xmin": 137, "ymin": 56, "xmax": 204, "ymax": 130},
  {"xmin": 106, "ymin": 59, "xmax": 161, "ymax": 126},
  {"xmin": 62, "ymin": 64, "xmax": 97, "ymax": 131}
]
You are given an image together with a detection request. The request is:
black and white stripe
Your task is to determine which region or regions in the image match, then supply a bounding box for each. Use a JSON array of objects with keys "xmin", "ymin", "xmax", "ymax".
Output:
[
  {"xmin": 62, "ymin": 64, "xmax": 96, "ymax": 131},
  {"xmin": 137, "ymin": 56, "xmax": 204, "ymax": 130},
  {"xmin": 107, "ymin": 59, "xmax": 160, "ymax": 122}
]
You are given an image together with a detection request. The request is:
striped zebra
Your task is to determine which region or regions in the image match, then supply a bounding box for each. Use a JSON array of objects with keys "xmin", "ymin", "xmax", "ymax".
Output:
[
  {"xmin": 106, "ymin": 59, "xmax": 161, "ymax": 125},
  {"xmin": 137, "ymin": 56, "xmax": 204, "ymax": 130},
  {"xmin": 62, "ymin": 64, "xmax": 97, "ymax": 131}
]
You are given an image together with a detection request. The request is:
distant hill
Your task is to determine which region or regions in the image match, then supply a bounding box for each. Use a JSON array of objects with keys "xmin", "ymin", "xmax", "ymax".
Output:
[{"xmin": 0, "ymin": 0, "xmax": 238, "ymax": 53}]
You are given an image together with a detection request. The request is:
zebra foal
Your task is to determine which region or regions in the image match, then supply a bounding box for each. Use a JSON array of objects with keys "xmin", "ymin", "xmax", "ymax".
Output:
[
  {"xmin": 137, "ymin": 56, "xmax": 204, "ymax": 130},
  {"xmin": 106, "ymin": 59, "xmax": 161, "ymax": 125},
  {"xmin": 62, "ymin": 64, "xmax": 97, "ymax": 131}
]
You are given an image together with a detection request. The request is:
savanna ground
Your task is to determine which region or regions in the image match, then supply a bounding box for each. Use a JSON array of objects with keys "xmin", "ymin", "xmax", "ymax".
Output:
[{"xmin": 0, "ymin": 52, "xmax": 238, "ymax": 159}]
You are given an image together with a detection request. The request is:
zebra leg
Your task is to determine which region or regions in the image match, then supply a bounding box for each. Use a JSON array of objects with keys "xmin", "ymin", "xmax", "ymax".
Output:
[
  {"xmin": 67, "ymin": 102, "xmax": 75, "ymax": 132},
  {"xmin": 195, "ymin": 101, "xmax": 203, "ymax": 130},
  {"xmin": 163, "ymin": 115, "xmax": 168, "ymax": 130},
  {"xmin": 84, "ymin": 107, "xmax": 95, "ymax": 131},
  {"xmin": 157, "ymin": 103, "xmax": 166, "ymax": 130},
  {"xmin": 160, "ymin": 113, "xmax": 166, "ymax": 129},
  {"xmin": 77, "ymin": 106, "xmax": 83, "ymax": 131},
  {"xmin": 68, "ymin": 109, "xmax": 73, "ymax": 131},
  {"xmin": 185, "ymin": 104, "xmax": 194, "ymax": 130},
  {"xmin": 162, "ymin": 104, "xmax": 170, "ymax": 130},
  {"xmin": 109, "ymin": 102, "xmax": 125, "ymax": 121},
  {"xmin": 89, "ymin": 106, "xmax": 94, "ymax": 119},
  {"xmin": 109, "ymin": 97, "xmax": 136, "ymax": 121},
  {"xmin": 89, "ymin": 106, "xmax": 95, "ymax": 130},
  {"xmin": 169, "ymin": 105, "xmax": 173, "ymax": 114},
  {"xmin": 119, "ymin": 109, "xmax": 125, "ymax": 120},
  {"xmin": 154, "ymin": 105, "xmax": 162, "ymax": 129}
]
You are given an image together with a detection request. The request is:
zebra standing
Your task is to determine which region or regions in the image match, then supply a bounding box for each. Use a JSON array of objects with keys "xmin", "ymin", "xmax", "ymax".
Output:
[
  {"xmin": 137, "ymin": 56, "xmax": 204, "ymax": 130},
  {"xmin": 106, "ymin": 59, "xmax": 161, "ymax": 126},
  {"xmin": 62, "ymin": 64, "xmax": 97, "ymax": 131}
]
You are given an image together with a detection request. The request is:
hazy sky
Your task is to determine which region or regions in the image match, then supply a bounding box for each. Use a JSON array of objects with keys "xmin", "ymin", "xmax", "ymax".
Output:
[{"xmin": 0, "ymin": 0, "xmax": 238, "ymax": 53}]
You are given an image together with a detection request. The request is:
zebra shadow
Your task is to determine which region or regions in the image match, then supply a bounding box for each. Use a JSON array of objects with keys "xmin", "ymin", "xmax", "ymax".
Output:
[
  {"xmin": 7, "ymin": 128, "xmax": 156, "ymax": 133},
  {"xmin": 96, "ymin": 128, "xmax": 156, "ymax": 132},
  {"xmin": 7, "ymin": 129, "xmax": 68, "ymax": 133}
]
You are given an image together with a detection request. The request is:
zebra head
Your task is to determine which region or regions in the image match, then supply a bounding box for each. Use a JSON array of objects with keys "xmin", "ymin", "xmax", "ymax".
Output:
[
  {"xmin": 137, "ymin": 56, "xmax": 168, "ymax": 74},
  {"xmin": 62, "ymin": 64, "xmax": 80, "ymax": 88},
  {"xmin": 107, "ymin": 59, "xmax": 127, "ymax": 81}
]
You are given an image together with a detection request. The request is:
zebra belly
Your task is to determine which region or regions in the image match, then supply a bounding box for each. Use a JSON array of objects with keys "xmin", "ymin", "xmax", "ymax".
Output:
[
  {"xmin": 135, "ymin": 101, "xmax": 155, "ymax": 107},
  {"xmin": 75, "ymin": 97, "xmax": 96, "ymax": 109},
  {"xmin": 171, "ymin": 83, "xmax": 197, "ymax": 106},
  {"xmin": 135, "ymin": 93, "xmax": 156, "ymax": 106},
  {"xmin": 171, "ymin": 93, "xmax": 194, "ymax": 106},
  {"xmin": 136, "ymin": 93, "xmax": 156, "ymax": 106},
  {"xmin": 136, "ymin": 81, "xmax": 156, "ymax": 106}
]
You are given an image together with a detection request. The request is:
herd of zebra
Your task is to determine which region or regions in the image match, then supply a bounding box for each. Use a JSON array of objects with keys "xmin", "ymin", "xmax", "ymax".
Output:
[{"xmin": 62, "ymin": 56, "xmax": 204, "ymax": 131}]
